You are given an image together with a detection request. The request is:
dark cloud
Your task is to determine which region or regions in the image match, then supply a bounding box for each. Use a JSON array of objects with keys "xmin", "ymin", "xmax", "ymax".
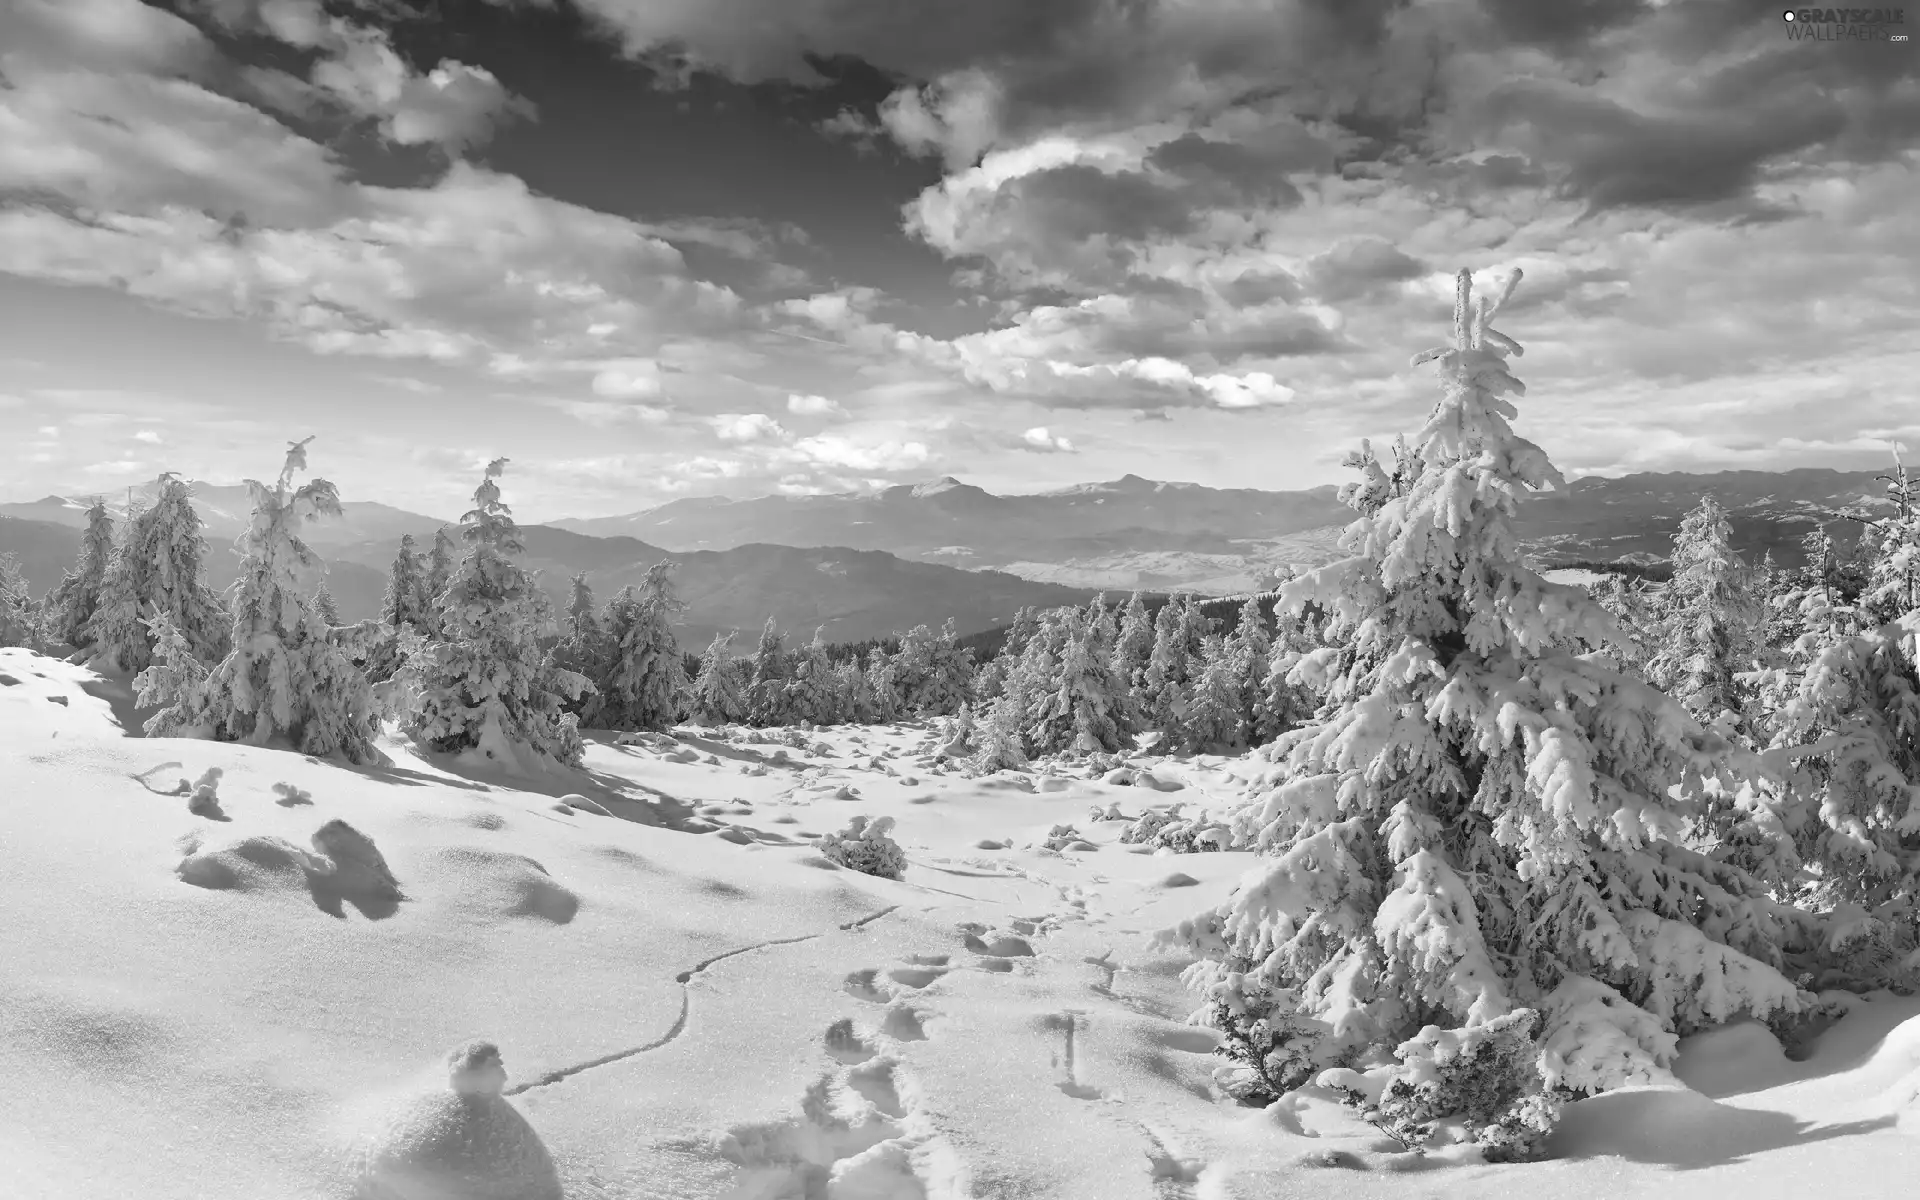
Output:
[
  {"xmin": 1007, "ymin": 164, "xmax": 1198, "ymax": 243},
  {"xmin": 1147, "ymin": 135, "xmax": 1309, "ymax": 208},
  {"xmin": 1304, "ymin": 238, "xmax": 1426, "ymax": 302},
  {"xmin": 1478, "ymin": 0, "xmax": 1649, "ymax": 50},
  {"xmin": 1212, "ymin": 269, "xmax": 1303, "ymax": 309},
  {"xmin": 1481, "ymin": 79, "xmax": 1847, "ymax": 212}
]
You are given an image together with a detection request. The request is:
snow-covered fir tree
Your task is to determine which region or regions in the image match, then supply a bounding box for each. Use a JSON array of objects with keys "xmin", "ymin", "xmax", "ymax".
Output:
[
  {"xmin": 545, "ymin": 573, "xmax": 610, "ymax": 728},
  {"xmin": 1141, "ymin": 597, "xmax": 1199, "ymax": 735},
  {"xmin": 1229, "ymin": 595, "xmax": 1272, "ymax": 737},
  {"xmin": 422, "ymin": 525, "xmax": 458, "ymax": 635},
  {"xmin": 747, "ymin": 617, "xmax": 791, "ymax": 726},
  {"xmin": 785, "ymin": 628, "xmax": 840, "ymax": 726},
  {"xmin": 596, "ymin": 562, "xmax": 687, "ymax": 732},
  {"xmin": 1743, "ymin": 510, "xmax": 1920, "ymax": 986},
  {"xmin": 401, "ymin": 460, "xmax": 587, "ymax": 768},
  {"xmin": 41, "ymin": 498, "xmax": 115, "ymax": 650},
  {"xmin": 0, "ymin": 553, "xmax": 35, "ymax": 649},
  {"xmin": 1649, "ymin": 496, "xmax": 1760, "ymax": 726},
  {"xmin": 1251, "ymin": 593, "xmax": 1322, "ymax": 745},
  {"xmin": 891, "ymin": 620, "xmax": 973, "ymax": 716},
  {"xmin": 85, "ymin": 475, "xmax": 229, "ymax": 673},
  {"xmin": 1161, "ymin": 269, "xmax": 1814, "ymax": 1103},
  {"xmin": 864, "ymin": 645, "xmax": 901, "ymax": 723},
  {"xmin": 689, "ymin": 631, "xmax": 748, "ymax": 726},
  {"xmin": 1027, "ymin": 610, "xmax": 1132, "ymax": 756},
  {"xmin": 835, "ymin": 656, "xmax": 878, "ymax": 724},
  {"xmin": 382, "ymin": 533, "xmax": 435, "ymax": 631},
  {"xmin": 1110, "ymin": 591, "xmax": 1156, "ymax": 700},
  {"xmin": 138, "ymin": 440, "xmax": 378, "ymax": 762},
  {"xmin": 1182, "ymin": 633, "xmax": 1249, "ymax": 751},
  {"xmin": 970, "ymin": 691, "xmax": 1030, "ymax": 774},
  {"xmin": 313, "ymin": 582, "xmax": 342, "ymax": 627},
  {"xmin": 1860, "ymin": 449, "xmax": 1919, "ymax": 625}
]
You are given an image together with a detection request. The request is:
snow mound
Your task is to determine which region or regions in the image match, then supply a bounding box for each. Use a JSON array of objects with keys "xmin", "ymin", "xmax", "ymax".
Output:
[
  {"xmin": 345, "ymin": 1040, "xmax": 562, "ymax": 1200},
  {"xmin": 1674, "ymin": 1019, "xmax": 1791, "ymax": 1097},
  {"xmin": 176, "ymin": 833, "xmax": 323, "ymax": 894},
  {"xmin": 426, "ymin": 848, "xmax": 581, "ymax": 924},
  {"xmin": 177, "ymin": 819, "xmax": 403, "ymax": 919}
]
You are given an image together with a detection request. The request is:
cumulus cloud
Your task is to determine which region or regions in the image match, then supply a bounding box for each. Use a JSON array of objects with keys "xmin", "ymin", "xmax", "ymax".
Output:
[
  {"xmin": 786, "ymin": 393, "xmax": 848, "ymax": 418},
  {"xmin": 192, "ymin": 0, "xmax": 535, "ymax": 152},
  {"xmin": 590, "ymin": 358, "xmax": 667, "ymax": 399},
  {"xmin": 1020, "ymin": 426, "xmax": 1074, "ymax": 453},
  {"xmin": 709, "ymin": 412, "xmax": 791, "ymax": 443}
]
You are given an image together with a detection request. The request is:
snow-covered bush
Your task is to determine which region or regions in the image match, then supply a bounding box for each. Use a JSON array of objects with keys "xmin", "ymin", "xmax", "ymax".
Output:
[
  {"xmin": 1195, "ymin": 977, "xmax": 1333, "ymax": 1107},
  {"xmin": 1325, "ymin": 1009, "xmax": 1561, "ymax": 1162},
  {"xmin": 818, "ymin": 815, "xmax": 906, "ymax": 879},
  {"xmin": 1159, "ymin": 268, "xmax": 1813, "ymax": 1103},
  {"xmin": 137, "ymin": 441, "xmax": 378, "ymax": 763},
  {"xmin": 400, "ymin": 459, "xmax": 587, "ymax": 769}
]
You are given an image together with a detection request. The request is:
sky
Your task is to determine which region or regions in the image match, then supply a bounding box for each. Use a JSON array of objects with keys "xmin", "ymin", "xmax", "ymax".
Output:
[{"xmin": 0, "ymin": 0, "xmax": 1916, "ymax": 523}]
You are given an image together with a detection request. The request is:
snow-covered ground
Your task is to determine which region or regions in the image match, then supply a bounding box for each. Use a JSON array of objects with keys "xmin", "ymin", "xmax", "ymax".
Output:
[{"xmin": 6, "ymin": 645, "xmax": 1920, "ymax": 1200}]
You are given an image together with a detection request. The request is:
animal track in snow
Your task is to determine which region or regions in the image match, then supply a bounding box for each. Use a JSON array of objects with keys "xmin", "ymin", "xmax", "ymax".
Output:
[
  {"xmin": 1046, "ymin": 1010, "xmax": 1107, "ymax": 1102},
  {"xmin": 510, "ymin": 904, "xmax": 900, "ymax": 1095},
  {"xmin": 718, "ymin": 1024, "xmax": 942, "ymax": 1200}
]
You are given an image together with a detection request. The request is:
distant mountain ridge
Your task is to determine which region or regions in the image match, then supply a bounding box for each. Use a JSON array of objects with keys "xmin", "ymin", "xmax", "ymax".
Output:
[{"xmin": 1, "ymin": 465, "xmax": 1891, "ymax": 639}]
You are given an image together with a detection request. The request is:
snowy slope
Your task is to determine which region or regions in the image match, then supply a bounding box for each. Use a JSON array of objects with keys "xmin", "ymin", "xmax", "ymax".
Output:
[{"xmin": 6, "ymin": 646, "xmax": 1920, "ymax": 1200}]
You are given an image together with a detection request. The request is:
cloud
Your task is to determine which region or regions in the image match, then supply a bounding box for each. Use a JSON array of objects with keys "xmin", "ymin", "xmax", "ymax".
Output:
[
  {"xmin": 709, "ymin": 412, "xmax": 790, "ymax": 443},
  {"xmin": 133, "ymin": 430, "xmax": 163, "ymax": 443},
  {"xmin": 190, "ymin": 0, "xmax": 535, "ymax": 152},
  {"xmin": 1020, "ymin": 426, "xmax": 1075, "ymax": 453},
  {"xmin": 535, "ymin": 398, "xmax": 672, "ymax": 428},
  {"xmin": 590, "ymin": 358, "xmax": 667, "ymax": 398},
  {"xmin": 786, "ymin": 393, "xmax": 848, "ymax": 418}
]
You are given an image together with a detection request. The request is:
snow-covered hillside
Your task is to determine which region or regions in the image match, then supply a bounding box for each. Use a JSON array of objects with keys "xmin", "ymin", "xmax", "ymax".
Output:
[{"xmin": 7, "ymin": 645, "xmax": 1920, "ymax": 1200}]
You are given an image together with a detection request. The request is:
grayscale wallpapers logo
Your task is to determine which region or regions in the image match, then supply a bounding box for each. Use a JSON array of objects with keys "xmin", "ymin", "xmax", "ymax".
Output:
[{"xmin": 1782, "ymin": 8, "xmax": 1910, "ymax": 40}]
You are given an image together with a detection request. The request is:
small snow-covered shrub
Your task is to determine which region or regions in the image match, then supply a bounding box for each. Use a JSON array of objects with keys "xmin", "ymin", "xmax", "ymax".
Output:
[
  {"xmin": 1120, "ymin": 805, "xmax": 1226, "ymax": 853},
  {"xmin": 818, "ymin": 815, "xmax": 906, "ymax": 880},
  {"xmin": 1324, "ymin": 1009, "xmax": 1562, "ymax": 1162},
  {"xmin": 1196, "ymin": 978, "xmax": 1333, "ymax": 1107}
]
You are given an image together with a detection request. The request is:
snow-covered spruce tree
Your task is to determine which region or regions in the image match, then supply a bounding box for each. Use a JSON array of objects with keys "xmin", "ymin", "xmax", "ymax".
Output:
[
  {"xmin": 1860, "ymin": 449, "xmax": 1919, "ymax": 626},
  {"xmin": 86, "ymin": 476, "xmax": 229, "ymax": 673},
  {"xmin": 1027, "ymin": 610, "xmax": 1133, "ymax": 756},
  {"xmin": 1648, "ymin": 497, "xmax": 1761, "ymax": 727},
  {"xmin": 41, "ymin": 498, "xmax": 115, "ymax": 650},
  {"xmin": 313, "ymin": 582, "xmax": 342, "ymax": 627},
  {"xmin": 596, "ymin": 562, "xmax": 687, "ymax": 733},
  {"xmin": 924, "ymin": 618, "xmax": 976, "ymax": 715},
  {"xmin": 1141, "ymin": 597, "xmax": 1198, "ymax": 737},
  {"xmin": 139, "ymin": 439, "xmax": 378, "ymax": 761},
  {"xmin": 785, "ymin": 628, "xmax": 840, "ymax": 726},
  {"xmin": 971, "ymin": 691, "xmax": 1031, "ymax": 774},
  {"xmin": 836, "ymin": 656, "xmax": 879, "ymax": 724},
  {"xmin": 1111, "ymin": 591, "xmax": 1156, "ymax": 695},
  {"xmin": 382, "ymin": 533, "xmax": 435, "ymax": 631},
  {"xmin": 1160, "ymin": 269, "xmax": 1814, "ymax": 1121},
  {"xmin": 1742, "ymin": 527, "xmax": 1920, "ymax": 987},
  {"xmin": 689, "ymin": 631, "xmax": 748, "ymax": 726},
  {"xmin": 747, "ymin": 616, "xmax": 791, "ymax": 726},
  {"xmin": 1182, "ymin": 633, "xmax": 1250, "ymax": 752},
  {"xmin": 401, "ymin": 460, "xmax": 587, "ymax": 768},
  {"xmin": 134, "ymin": 612, "xmax": 211, "ymax": 737},
  {"xmin": 864, "ymin": 645, "xmax": 901, "ymax": 723},
  {"xmin": 545, "ymin": 573, "xmax": 609, "ymax": 728},
  {"xmin": 1229, "ymin": 595, "xmax": 1272, "ymax": 731},
  {"xmin": 0, "ymin": 553, "xmax": 36, "ymax": 649}
]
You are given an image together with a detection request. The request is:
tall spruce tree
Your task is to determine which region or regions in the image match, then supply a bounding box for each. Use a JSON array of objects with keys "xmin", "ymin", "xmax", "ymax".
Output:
[
  {"xmin": 597, "ymin": 562, "xmax": 687, "ymax": 732},
  {"xmin": 42, "ymin": 498, "xmax": 115, "ymax": 649},
  {"xmin": 401, "ymin": 460, "xmax": 587, "ymax": 768},
  {"xmin": 382, "ymin": 533, "xmax": 434, "ymax": 630},
  {"xmin": 1650, "ymin": 497, "xmax": 1760, "ymax": 725},
  {"xmin": 748, "ymin": 616, "xmax": 790, "ymax": 726},
  {"xmin": 690, "ymin": 631, "xmax": 749, "ymax": 726},
  {"xmin": 546, "ymin": 573, "xmax": 610, "ymax": 728},
  {"xmin": 138, "ymin": 439, "xmax": 377, "ymax": 762},
  {"xmin": 86, "ymin": 476, "xmax": 228, "ymax": 673},
  {"xmin": 1161, "ymin": 269, "xmax": 1812, "ymax": 1098},
  {"xmin": 1027, "ymin": 610, "xmax": 1132, "ymax": 756}
]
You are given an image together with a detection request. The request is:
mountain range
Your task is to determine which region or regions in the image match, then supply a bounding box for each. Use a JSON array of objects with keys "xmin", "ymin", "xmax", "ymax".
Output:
[{"xmin": 0, "ymin": 465, "xmax": 1892, "ymax": 642}]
